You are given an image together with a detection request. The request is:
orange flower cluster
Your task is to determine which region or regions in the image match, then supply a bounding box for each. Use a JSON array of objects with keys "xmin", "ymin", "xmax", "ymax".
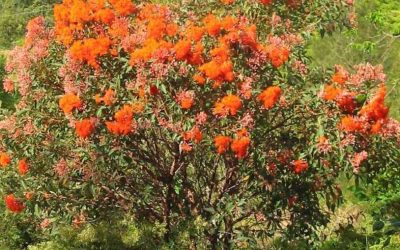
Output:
[
  {"xmin": 95, "ymin": 89, "xmax": 116, "ymax": 106},
  {"xmin": 292, "ymin": 159, "xmax": 308, "ymax": 174},
  {"xmin": 75, "ymin": 119, "xmax": 96, "ymax": 138},
  {"xmin": 214, "ymin": 129, "xmax": 250, "ymax": 159},
  {"xmin": 214, "ymin": 94, "xmax": 242, "ymax": 116},
  {"xmin": 59, "ymin": 94, "xmax": 82, "ymax": 114},
  {"xmin": 359, "ymin": 85, "xmax": 388, "ymax": 122},
  {"xmin": 54, "ymin": 0, "xmax": 136, "ymax": 45},
  {"xmin": 18, "ymin": 159, "xmax": 29, "ymax": 176},
  {"xmin": 214, "ymin": 135, "xmax": 231, "ymax": 154},
  {"xmin": 258, "ymin": 86, "xmax": 282, "ymax": 109},
  {"xmin": 322, "ymin": 85, "xmax": 357, "ymax": 113},
  {"xmin": 332, "ymin": 71, "xmax": 348, "ymax": 85},
  {"xmin": 106, "ymin": 105, "xmax": 135, "ymax": 135},
  {"xmin": 221, "ymin": 0, "xmax": 235, "ymax": 4},
  {"xmin": 5, "ymin": 194, "xmax": 25, "ymax": 213},
  {"xmin": 69, "ymin": 36, "xmax": 112, "ymax": 69},
  {"xmin": 183, "ymin": 127, "xmax": 203, "ymax": 144},
  {"xmin": 0, "ymin": 152, "xmax": 11, "ymax": 167},
  {"xmin": 322, "ymin": 85, "xmax": 342, "ymax": 101},
  {"xmin": 231, "ymin": 136, "xmax": 251, "ymax": 159},
  {"xmin": 339, "ymin": 116, "xmax": 364, "ymax": 132},
  {"xmin": 267, "ymin": 46, "xmax": 290, "ymax": 68}
]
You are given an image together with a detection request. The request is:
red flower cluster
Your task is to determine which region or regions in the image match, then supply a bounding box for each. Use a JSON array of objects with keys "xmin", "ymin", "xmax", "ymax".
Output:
[
  {"xmin": 292, "ymin": 159, "xmax": 308, "ymax": 174},
  {"xmin": 5, "ymin": 194, "xmax": 25, "ymax": 213}
]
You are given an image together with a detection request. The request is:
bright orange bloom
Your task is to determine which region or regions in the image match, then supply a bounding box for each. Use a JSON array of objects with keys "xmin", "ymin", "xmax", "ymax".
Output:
[
  {"xmin": 184, "ymin": 24, "xmax": 205, "ymax": 42},
  {"xmin": 193, "ymin": 74, "xmax": 206, "ymax": 85},
  {"xmin": 268, "ymin": 46, "xmax": 289, "ymax": 68},
  {"xmin": 75, "ymin": 119, "xmax": 96, "ymax": 138},
  {"xmin": 221, "ymin": 0, "xmax": 235, "ymax": 4},
  {"xmin": 359, "ymin": 85, "xmax": 389, "ymax": 122},
  {"xmin": 332, "ymin": 72, "xmax": 348, "ymax": 85},
  {"xmin": 177, "ymin": 91, "xmax": 195, "ymax": 110},
  {"xmin": 214, "ymin": 94, "xmax": 242, "ymax": 116},
  {"xmin": 231, "ymin": 137, "xmax": 250, "ymax": 159},
  {"xmin": 102, "ymin": 89, "xmax": 116, "ymax": 106},
  {"xmin": 292, "ymin": 159, "xmax": 308, "ymax": 174},
  {"xmin": 258, "ymin": 86, "xmax": 282, "ymax": 109},
  {"xmin": 69, "ymin": 36, "xmax": 112, "ymax": 68},
  {"xmin": 18, "ymin": 159, "xmax": 29, "ymax": 176},
  {"xmin": 106, "ymin": 105, "xmax": 134, "ymax": 135},
  {"xmin": 59, "ymin": 94, "xmax": 82, "ymax": 114},
  {"xmin": 203, "ymin": 14, "xmax": 221, "ymax": 37},
  {"xmin": 94, "ymin": 9, "xmax": 115, "ymax": 25},
  {"xmin": 214, "ymin": 135, "xmax": 231, "ymax": 154},
  {"xmin": 5, "ymin": 194, "xmax": 24, "ymax": 213},
  {"xmin": 339, "ymin": 116, "xmax": 364, "ymax": 132},
  {"xmin": 0, "ymin": 152, "xmax": 11, "ymax": 167},
  {"xmin": 174, "ymin": 39, "xmax": 192, "ymax": 60},
  {"xmin": 166, "ymin": 23, "xmax": 179, "ymax": 36},
  {"xmin": 183, "ymin": 126, "xmax": 203, "ymax": 144},
  {"xmin": 109, "ymin": 0, "xmax": 136, "ymax": 16},
  {"xmin": 322, "ymin": 85, "xmax": 342, "ymax": 101}
]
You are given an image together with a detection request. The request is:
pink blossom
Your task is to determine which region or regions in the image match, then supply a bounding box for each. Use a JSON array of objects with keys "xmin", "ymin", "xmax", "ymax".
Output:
[
  {"xmin": 3, "ymin": 78, "xmax": 14, "ymax": 92},
  {"xmin": 54, "ymin": 159, "xmax": 69, "ymax": 178},
  {"xmin": 239, "ymin": 77, "xmax": 253, "ymax": 99},
  {"xmin": 195, "ymin": 112, "xmax": 208, "ymax": 125},
  {"xmin": 0, "ymin": 116, "xmax": 16, "ymax": 132},
  {"xmin": 350, "ymin": 151, "xmax": 368, "ymax": 173}
]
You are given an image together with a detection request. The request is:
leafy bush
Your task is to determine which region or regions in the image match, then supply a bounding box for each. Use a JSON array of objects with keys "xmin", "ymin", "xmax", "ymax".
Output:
[{"xmin": 1, "ymin": 0, "xmax": 399, "ymax": 248}]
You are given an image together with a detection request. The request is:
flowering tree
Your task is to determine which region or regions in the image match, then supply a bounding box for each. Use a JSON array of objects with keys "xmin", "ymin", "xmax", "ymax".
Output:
[{"xmin": 1, "ymin": 0, "xmax": 399, "ymax": 248}]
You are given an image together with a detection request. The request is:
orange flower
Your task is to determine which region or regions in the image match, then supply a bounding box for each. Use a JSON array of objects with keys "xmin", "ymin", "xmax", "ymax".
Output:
[
  {"xmin": 231, "ymin": 137, "xmax": 250, "ymax": 159},
  {"xmin": 69, "ymin": 36, "xmax": 112, "ymax": 68},
  {"xmin": 203, "ymin": 14, "xmax": 221, "ymax": 37},
  {"xmin": 221, "ymin": 0, "xmax": 235, "ymax": 4},
  {"xmin": 193, "ymin": 74, "xmax": 206, "ymax": 85},
  {"xmin": 109, "ymin": 0, "xmax": 136, "ymax": 16},
  {"xmin": 5, "ymin": 194, "xmax": 24, "ymax": 213},
  {"xmin": 268, "ymin": 46, "xmax": 289, "ymax": 68},
  {"xmin": 174, "ymin": 39, "xmax": 192, "ymax": 60},
  {"xmin": 339, "ymin": 116, "xmax": 364, "ymax": 132},
  {"xmin": 59, "ymin": 94, "xmax": 82, "ymax": 114},
  {"xmin": 106, "ymin": 105, "xmax": 135, "ymax": 135},
  {"xmin": 321, "ymin": 85, "xmax": 342, "ymax": 101},
  {"xmin": 214, "ymin": 135, "xmax": 231, "ymax": 154},
  {"xmin": 0, "ymin": 152, "xmax": 11, "ymax": 167},
  {"xmin": 359, "ymin": 84, "xmax": 388, "ymax": 122},
  {"xmin": 292, "ymin": 159, "xmax": 308, "ymax": 174},
  {"xmin": 258, "ymin": 86, "xmax": 282, "ymax": 109},
  {"xmin": 213, "ymin": 94, "xmax": 242, "ymax": 116},
  {"xmin": 75, "ymin": 119, "xmax": 96, "ymax": 138},
  {"xmin": 183, "ymin": 126, "xmax": 203, "ymax": 144},
  {"xmin": 177, "ymin": 91, "xmax": 195, "ymax": 110},
  {"xmin": 332, "ymin": 71, "xmax": 348, "ymax": 85},
  {"xmin": 103, "ymin": 89, "xmax": 116, "ymax": 106},
  {"xmin": 260, "ymin": 0, "xmax": 273, "ymax": 4},
  {"xmin": 18, "ymin": 159, "xmax": 29, "ymax": 176}
]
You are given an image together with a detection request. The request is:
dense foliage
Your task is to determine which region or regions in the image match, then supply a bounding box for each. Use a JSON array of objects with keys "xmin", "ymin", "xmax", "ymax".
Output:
[{"xmin": 1, "ymin": 0, "xmax": 400, "ymax": 249}]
